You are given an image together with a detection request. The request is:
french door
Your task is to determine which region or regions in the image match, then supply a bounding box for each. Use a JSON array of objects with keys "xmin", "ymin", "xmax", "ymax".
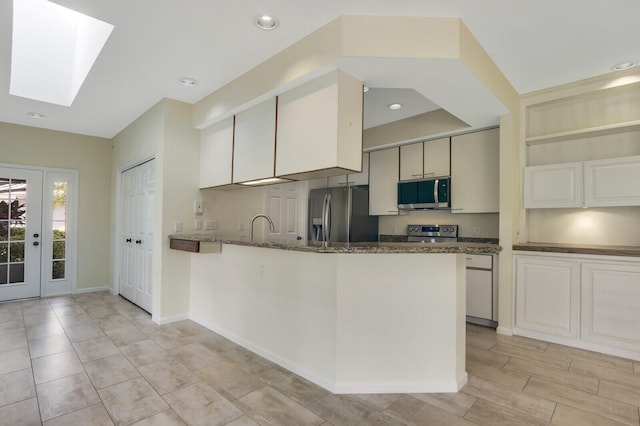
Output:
[
  {"xmin": 119, "ymin": 159, "xmax": 154, "ymax": 313},
  {"xmin": 0, "ymin": 167, "xmax": 42, "ymax": 301}
]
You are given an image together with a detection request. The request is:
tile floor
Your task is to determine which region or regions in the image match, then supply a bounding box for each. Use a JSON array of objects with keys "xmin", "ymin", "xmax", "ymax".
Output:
[{"xmin": 0, "ymin": 291, "xmax": 639, "ymax": 425}]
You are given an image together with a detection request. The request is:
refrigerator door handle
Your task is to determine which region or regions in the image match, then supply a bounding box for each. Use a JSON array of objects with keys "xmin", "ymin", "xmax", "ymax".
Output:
[
  {"xmin": 321, "ymin": 194, "xmax": 328, "ymax": 242},
  {"xmin": 324, "ymin": 193, "xmax": 332, "ymax": 242}
]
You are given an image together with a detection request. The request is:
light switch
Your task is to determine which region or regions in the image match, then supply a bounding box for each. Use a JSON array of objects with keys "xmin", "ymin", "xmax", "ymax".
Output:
[
  {"xmin": 194, "ymin": 200, "xmax": 203, "ymax": 214},
  {"xmin": 174, "ymin": 221, "xmax": 183, "ymax": 232}
]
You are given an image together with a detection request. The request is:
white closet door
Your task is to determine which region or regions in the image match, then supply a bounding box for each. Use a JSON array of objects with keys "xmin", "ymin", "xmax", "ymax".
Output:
[{"xmin": 120, "ymin": 160, "xmax": 154, "ymax": 313}]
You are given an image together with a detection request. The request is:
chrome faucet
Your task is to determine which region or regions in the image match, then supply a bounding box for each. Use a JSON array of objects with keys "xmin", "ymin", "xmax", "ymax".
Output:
[{"xmin": 250, "ymin": 214, "xmax": 275, "ymax": 242}]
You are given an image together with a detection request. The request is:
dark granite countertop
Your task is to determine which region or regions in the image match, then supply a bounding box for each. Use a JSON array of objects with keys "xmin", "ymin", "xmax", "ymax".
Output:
[
  {"xmin": 513, "ymin": 242, "xmax": 640, "ymax": 257},
  {"xmin": 169, "ymin": 234, "xmax": 502, "ymax": 254}
]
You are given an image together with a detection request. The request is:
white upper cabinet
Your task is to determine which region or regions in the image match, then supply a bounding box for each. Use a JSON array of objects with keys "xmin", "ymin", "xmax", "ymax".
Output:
[
  {"xmin": 232, "ymin": 98, "xmax": 277, "ymax": 184},
  {"xmin": 328, "ymin": 152, "xmax": 369, "ymax": 186},
  {"xmin": 200, "ymin": 117, "xmax": 234, "ymax": 188},
  {"xmin": 424, "ymin": 137, "xmax": 450, "ymax": 178},
  {"xmin": 584, "ymin": 155, "xmax": 640, "ymax": 207},
  {"xmin": 524, "ymin": 163, "xmax": 583, "ymax": 209},
  {"xmin": 451, "ymin": 128, "xmax": 499, "ymax": 213},
  {"xmin": 399, "ymin": 142, "xmax": 423, "ymax": 181},
  {"xmin": 399, "ymin": 137, "xmax": 450, "ymax": 181},
  {"xmin": 275, "ymin": 70, "xmax": 363, "ymax": 180},
  {"xmin": 524, "ymin": 155, "xmax": 640, "ymax": 209},
  {"xmin": 369, "ymin": 148, "xmax": 399, "ymax": 216}
]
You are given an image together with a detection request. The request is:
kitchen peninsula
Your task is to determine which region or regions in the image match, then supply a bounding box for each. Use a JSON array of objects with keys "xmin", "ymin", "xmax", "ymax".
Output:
[{"xmin": 171, "ymin": 235, "xmax": 501, "ymax": 394}]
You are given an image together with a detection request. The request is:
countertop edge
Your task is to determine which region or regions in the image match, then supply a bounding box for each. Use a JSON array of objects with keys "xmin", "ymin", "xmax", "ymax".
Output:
[
  {"xmin": 513, "ymin": 243, "xmax": 640, "ymax": 258},
  {"xmin": 169, "ymin": 234, "xmax": 502, "ymax": 254}
]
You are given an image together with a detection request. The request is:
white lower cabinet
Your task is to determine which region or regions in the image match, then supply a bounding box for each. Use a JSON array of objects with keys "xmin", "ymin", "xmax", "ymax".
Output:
[
  {"xmin": 581, "ymin": 262, "xmax": 640, "ymax": 351},
  {"xmin": 515, "ymin": 253, "xmax": 640, "ymax": 357},
  {"xmin": 515, "ymin": 256, "xmax": 580, "ymax": 338}
]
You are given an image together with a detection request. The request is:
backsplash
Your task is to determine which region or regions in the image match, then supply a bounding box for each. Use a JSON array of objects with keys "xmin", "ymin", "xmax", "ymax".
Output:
[
  {"xmin": 527, "ymin": 206, "xmax": 640, "ymax": 246},
  {"xmin": 379, "ymin": 210, "xmax": 499, "ymax": 239}
]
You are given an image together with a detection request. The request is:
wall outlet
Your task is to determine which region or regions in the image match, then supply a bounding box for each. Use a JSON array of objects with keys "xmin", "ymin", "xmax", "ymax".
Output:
[
  {"xmin": 238, "ymin": 223, "xmax": 245, "ymax": 231},
  {"xmin": 174, "ymin": 221, "xmax": 183, "ymax": 232},
  {"xmin": 474, "ymin": 226, "xmax": 481, "ymax": 236},
  {"xmin": 204, "ymin": 220, "xmax": 217, "ymax": 230},
  {"xmin": 195, "ymin": 220, "xmax": 202, "ymax": 230},
  {"xmin": 193, "ymin": 200, "xmax": 203, "ymax": 214}
]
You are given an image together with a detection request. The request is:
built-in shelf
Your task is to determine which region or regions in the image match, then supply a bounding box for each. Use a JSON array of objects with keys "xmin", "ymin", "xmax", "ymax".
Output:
[{"xmin": 526, "ymin": 120, "xmax": 640, "ymax": 146}]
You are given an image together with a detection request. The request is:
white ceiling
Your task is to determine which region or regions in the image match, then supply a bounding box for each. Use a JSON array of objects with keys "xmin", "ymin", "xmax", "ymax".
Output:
[{"xmin": 1, "ymin": 0, "xmax": 639, "ymax": 138}]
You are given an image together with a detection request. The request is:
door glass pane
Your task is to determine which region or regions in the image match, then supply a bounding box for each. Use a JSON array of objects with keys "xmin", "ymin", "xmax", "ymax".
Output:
[
  {"xmin": 9, "ymin": 263, "xmax": 24, "ymax": 284},
  {"xmin": 0, "ymin": 264, "xmax": 6, "ymax": 285},
  {"xmin": 0, "ymin": 242, "xmax": 7, "ymax": 263},
  {"xmin": 0, "ymin": 221, "xmax": 7, "ymax": 241},
  {"xmin": 10, "ymin": 222, "xmax": 25, "ymax": 241},
  {"xmin": 52, "ymin": 261, "xmax": 65, "ymax": 280},
  {"xmin": 51, "ymin": 181, "xmax": 67, "ymax": 280},
  {"xmin": 9, "ymin": 242, "xmax": 24, "ymax": 262},
  {"xmin": 53, "ymin": 241, "xmax": 65, "ymax": 260}
]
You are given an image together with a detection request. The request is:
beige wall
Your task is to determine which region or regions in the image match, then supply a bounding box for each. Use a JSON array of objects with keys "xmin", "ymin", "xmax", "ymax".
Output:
[
  {"xmin": 111, "ymin": 99, "xmax": 200, "ymax": 322},
  {"xmin": 0, "ymin": 122, "xmax": 112, "ymax": 290},
  {"xmin": 199, "ymin": 187, "xmax": 268, "ymax": 239}
]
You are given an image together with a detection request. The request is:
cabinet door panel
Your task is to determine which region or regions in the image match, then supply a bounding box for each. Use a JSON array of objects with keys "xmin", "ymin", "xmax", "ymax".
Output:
[
  {"xmin": 348, "ymin": 152, "xmax": 369, "ymax": 186},
  {"xmin": 524, "ymin": 163, "xmax": 583, "ymax": 208},
  {"xmin": 369, "ymin": 148, "xmax": 399, "ymax": 215},
  {"xmin": 515, "ymin": 256, "xmax": 580, "ymax": 338},
  {"xmin": 581, "ymin": 262, "xmax": 640, "ymax": 351},
  {"xmin": 584, "ymin": 155, "xmax": 640, "ymax": 207},
  {"xmin": 451, "ymin": 129, "xmax": 499, "ymax": 213},
  {"xmin": 399, "ymin": 143, "xmax": 423, "ymax": 181},
  {"xmin": 200, "ymin": 117, "xmax": 234, "ymax": 188},
  {"xmin": 233, "ymin": 98, "xmax": 276, "ymax": 183},
  {"xmin": 424, "ymin": 137, "xmax": 450, "ymax": 177},
  {"xmin": 467, "ymin": 268, "xmax": 492, "ymax": 320}
]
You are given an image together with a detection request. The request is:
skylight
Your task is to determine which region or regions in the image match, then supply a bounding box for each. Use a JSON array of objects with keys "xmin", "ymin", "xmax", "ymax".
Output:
[{"xmin": 10, "ymin": 0, "xmax": 114, "ymax": 106}]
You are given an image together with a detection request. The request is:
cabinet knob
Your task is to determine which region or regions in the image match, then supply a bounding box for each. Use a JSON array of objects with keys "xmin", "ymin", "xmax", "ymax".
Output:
[
  {"xmin": 33, "ymin": 241, "xmax": 39, "ymax": 246},
  {"xmin": 126, "ymin": 238, "xmax": 132, "ymax": 243},
  {"xmin": 136, "ymin": 240, "xmax": 142, "ymax": 244}
]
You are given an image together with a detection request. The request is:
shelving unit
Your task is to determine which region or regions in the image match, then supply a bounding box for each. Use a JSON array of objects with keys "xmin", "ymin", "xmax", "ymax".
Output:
[{"xmin": 526, "ymin": 119, "xmax": 640, "ymax": 146}]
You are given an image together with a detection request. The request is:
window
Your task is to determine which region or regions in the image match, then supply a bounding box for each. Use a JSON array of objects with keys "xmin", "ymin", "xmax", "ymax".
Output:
[{"xmin": 52, "ymin": 181, "xmax": 67, "ymax": 280}]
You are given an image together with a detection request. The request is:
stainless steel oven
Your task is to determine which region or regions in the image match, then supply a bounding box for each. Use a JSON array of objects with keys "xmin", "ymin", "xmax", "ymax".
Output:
[{"xmin": 406, "ymin": 224, "xmax": 458, "ymax": 243}]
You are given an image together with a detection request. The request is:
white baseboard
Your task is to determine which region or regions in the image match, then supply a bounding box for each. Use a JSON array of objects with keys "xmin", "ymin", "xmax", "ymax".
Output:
[
  {"xmin": 190, "ymin": 314, "xmax": 335, "ymax": 392},
  {"xmin": 73, "ymin": 286, "xmax": 114, "ymax": 295},
  {"xmin": 190, "ymin": 314, "xmax": 466, "ymax": 394},
  {"xmin": 496, "ymin": 326, "xmax": 513, "ymax": 336},
  {"xmin": 155, "ymin": 313, "xmax": 189, "ymax": 325}
]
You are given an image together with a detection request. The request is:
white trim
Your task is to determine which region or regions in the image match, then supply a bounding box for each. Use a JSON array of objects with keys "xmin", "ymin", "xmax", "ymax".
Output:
[
  {"xmin": 496, "ymin": 326, "xmax": 513, "ymax": 336},
  {"xmin": 155, "ymin": 313, "xmax": 189, "ymax": 325},
  {"xmin": 190, "ymin": 313, "xmax": 465, "ymax": 394},
  {"xmin": 514, "ymin": 327, "xmax": 640, "ymax": 362},
  {"xmin": 73, "ymin": 286, "xmax": 114, "ymax": 294},
  {"xmin": 190, "ymin": 314, "xmax": 335, "ymax": 392}
]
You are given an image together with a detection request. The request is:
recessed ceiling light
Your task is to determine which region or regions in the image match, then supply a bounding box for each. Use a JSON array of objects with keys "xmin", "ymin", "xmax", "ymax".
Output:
[
  {"xmin": 178, "ymin": 77, "xmax": 198, "ymax": 87},
  {"xmin": 256, "ymin": 15, "xmax": 278, "ymax": 30},
  {"xmin": 388, "ymin": 103, "xmax": 402, "ymax": 110},
  {"xmin": 611, "ymin": 61, "xmax": 637, "ymax": 71},
  {"xmin": 26, "ymin": 112, "xmax": 46, "ymax": 119}
]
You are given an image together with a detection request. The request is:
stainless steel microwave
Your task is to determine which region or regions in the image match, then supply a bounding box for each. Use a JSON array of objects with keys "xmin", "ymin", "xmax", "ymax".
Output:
[{"xmin": 397, "ymin": 177, "xmax": 451, "ymax": 210}]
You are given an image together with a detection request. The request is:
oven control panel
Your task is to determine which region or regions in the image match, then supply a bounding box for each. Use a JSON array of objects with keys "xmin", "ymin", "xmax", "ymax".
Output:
[{"xmin": 407, "ymin": 224, "xmax": 458, "ymax": 238}]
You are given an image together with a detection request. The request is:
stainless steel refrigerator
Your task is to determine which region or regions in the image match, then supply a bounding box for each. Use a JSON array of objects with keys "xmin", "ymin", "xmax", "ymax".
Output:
[{"xmin": 308, "ymin": 186, "xmax": 379, "ymax": 243}]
